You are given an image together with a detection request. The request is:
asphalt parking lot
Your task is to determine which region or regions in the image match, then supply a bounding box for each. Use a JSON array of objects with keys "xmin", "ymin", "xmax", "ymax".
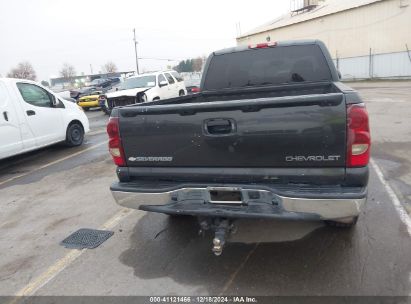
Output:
[{"xmin": 1, "ymin": 81, "xmax": 411, "ymax": 297}]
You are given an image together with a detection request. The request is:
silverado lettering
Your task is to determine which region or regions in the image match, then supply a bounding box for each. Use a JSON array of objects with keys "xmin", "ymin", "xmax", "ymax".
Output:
[{"xmin": 128, "ymin": 156, "xmax": 173, "ymax": 162}]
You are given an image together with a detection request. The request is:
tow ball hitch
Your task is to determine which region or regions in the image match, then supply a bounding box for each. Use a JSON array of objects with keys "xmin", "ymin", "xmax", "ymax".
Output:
[{"xmin": 198, "ymin": 218, "xmax": 236, "ymax": 256}]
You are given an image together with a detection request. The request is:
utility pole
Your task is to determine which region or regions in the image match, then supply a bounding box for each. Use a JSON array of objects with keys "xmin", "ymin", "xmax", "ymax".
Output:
[{"xmin": 133, "ymin": 28, "xmax": 140, "ymax": 75}]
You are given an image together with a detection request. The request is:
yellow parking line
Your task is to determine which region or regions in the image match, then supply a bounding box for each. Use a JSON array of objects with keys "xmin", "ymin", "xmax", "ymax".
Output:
[
  {"xmin": 0, "ymin": 140, "xmax": 108, "ymax": 187},
  {"xmin": 10, "ymin": 208, "xmax": 136, "ymax": 301}
]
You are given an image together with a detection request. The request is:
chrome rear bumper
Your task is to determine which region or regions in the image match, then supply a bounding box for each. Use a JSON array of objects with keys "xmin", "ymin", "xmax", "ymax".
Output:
[{"xmin": 111, "ymin": 185, "xmax": 366, "ymax": 220}]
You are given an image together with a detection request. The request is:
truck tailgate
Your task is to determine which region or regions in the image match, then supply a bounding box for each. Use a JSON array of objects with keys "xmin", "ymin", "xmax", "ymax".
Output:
[{"xmin": 119, "ymin": 93, "xmax": 346, "ymax": 168}]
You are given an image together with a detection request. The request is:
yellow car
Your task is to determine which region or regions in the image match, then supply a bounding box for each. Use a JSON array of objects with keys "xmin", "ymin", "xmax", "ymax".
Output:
[{"xmin": 77, "ymin": 91, "xmax": 102, "ymax": 111}]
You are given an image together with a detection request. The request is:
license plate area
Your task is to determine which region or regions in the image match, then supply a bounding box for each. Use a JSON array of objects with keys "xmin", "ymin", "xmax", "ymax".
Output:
[{"xmin": 207, "ymin": 187, "xmax": 243, "ymax": 204}]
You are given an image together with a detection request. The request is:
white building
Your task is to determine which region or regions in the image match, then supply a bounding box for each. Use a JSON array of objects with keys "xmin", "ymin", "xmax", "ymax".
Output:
[{"xmin": 237, "ymin": 0, "xmax": 411, "ymax": 80}]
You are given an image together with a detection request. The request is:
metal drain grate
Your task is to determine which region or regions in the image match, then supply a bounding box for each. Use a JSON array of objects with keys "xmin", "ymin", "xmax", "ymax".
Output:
[{"xmin": 61, "ymin": 228, "xmax": 114, "ymax": 249}]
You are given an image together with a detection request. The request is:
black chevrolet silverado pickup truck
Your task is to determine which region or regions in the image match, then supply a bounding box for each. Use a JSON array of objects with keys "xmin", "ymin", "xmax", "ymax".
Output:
[{"xmin": 107, "ymin": 40, "xmax": 371, "ymax": 255}]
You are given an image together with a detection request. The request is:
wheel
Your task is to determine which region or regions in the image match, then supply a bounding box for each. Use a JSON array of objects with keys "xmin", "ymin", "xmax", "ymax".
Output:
[
  {"xmin": 101, "ymin": 105, "xmax": 111, "ymax": 115},
  {"xmin": 65, "ymin": 122, "xmax": 84, "ymax": 147},
  {"xmin": 179, "ymin": 90, "xmax": 185, "ymax": 96},
  {"xmin": 101, "ymin": 99, "xmax": 112, "ymax": 115},
  {"xmin": 325, "ymin": 216, "xmax": 358, "ymax": 228},
  {"xmin": 83, "ymin": 107, "xmax": 90, "ymax": 111},
  {"xmin": 140, "ymin": 93, "xmax": 147, "ymax": 102},
  {"xmin": 105, "ymin": 107, "xmax": 112, "ymax": 115}
]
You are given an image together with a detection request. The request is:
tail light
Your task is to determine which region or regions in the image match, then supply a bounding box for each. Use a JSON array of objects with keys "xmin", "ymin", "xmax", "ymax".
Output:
[
  {"xmin": 191, "ymin": 87, "xmax": 200, "ymax": 93},
  {"xmin": 346, "ymin": 103, "xmax": 371, "ymax": 167},
  {"xmin": 107, "ymin": 117, "xmax": 126, "ymax": 166}
]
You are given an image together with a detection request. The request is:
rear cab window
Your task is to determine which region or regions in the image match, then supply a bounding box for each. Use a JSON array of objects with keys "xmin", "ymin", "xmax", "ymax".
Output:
[
  {"xmin": 158, "ymin": 74, "xmax": 167, "ymax": 85},
  {"xmin": 203, "ymin": 44, "xmax": 332, "ymax": 91},
  {"xmin": 170, "ymin": 71, "xmax": 184, "ymax": 82},
  {"xmin": 164, "ymin": 73, "xmax": 175, "ymax": 84}
]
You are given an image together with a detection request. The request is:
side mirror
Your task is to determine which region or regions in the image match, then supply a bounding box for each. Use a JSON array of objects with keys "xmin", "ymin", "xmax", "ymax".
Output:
[
  {"xmin": 159, "ymin": 80, "xmax": 168, "ymax": 87},
  {"xmin": 116, "ymin": 87, "xmax": 119, "ymax": 91}
]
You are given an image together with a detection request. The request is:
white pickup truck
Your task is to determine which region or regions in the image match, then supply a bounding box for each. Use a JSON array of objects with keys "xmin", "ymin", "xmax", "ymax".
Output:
[
  {"xmin": 0, "ymin": 78, "xmax": 90, "ymax": 160},
  {"xmin": 99, "ymin": 71, "xmax": 187, "ymax": 115}
]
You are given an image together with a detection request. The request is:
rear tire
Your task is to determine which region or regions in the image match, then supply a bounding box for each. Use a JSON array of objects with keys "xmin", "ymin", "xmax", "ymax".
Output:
[
  {"xmin": 65, "ymin": 122, "xmax": 84, "ymax": 147},
  {"xmin": 179, "ymin": 90, "xmax": 185, "ymax": 96},
  {"xmin": 325, "ymin": 216, "xmax": 358, "ymax": 228},
  {"xmin": 101, "ymin": 105, "xmax": 111, "ymax": 115}
]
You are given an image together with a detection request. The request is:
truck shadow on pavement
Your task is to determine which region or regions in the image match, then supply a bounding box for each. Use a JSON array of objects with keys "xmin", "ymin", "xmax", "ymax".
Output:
[{"xmin": 119, "ymin": 212, "xmax": 411, "ymax": 296}]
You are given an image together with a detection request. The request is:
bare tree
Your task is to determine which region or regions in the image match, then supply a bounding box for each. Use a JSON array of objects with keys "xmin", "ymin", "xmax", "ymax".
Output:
[
  {"xmin": 7, "ymin": 61, "xmax": 37, "ymax": 80},
  {"xmin": 60, "ymin": 63, "xmax": 76, "ymax": 84},
  {"xmin": 192, "ymin": 57, "xmax": 204, "ymax": 72},
  {"xmin": 102, "ymin": 61, "xmax": 118, "ymax": 74}
]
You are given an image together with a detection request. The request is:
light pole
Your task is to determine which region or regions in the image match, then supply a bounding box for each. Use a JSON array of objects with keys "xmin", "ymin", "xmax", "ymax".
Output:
[{"xmin": 133, "ymin": 28, "xmax": 140, "ymax": 74}]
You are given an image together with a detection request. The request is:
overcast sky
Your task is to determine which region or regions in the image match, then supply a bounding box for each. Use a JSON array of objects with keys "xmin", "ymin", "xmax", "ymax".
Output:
[{"xmin": 0, "ymin": 0, "xmax": 290, "ymax": 81}]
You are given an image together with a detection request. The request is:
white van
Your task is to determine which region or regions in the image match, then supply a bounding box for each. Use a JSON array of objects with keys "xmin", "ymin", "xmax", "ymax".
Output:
[{"xmin": 0, "ymin": 78, "xmax": 90, "ymax": 160}]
